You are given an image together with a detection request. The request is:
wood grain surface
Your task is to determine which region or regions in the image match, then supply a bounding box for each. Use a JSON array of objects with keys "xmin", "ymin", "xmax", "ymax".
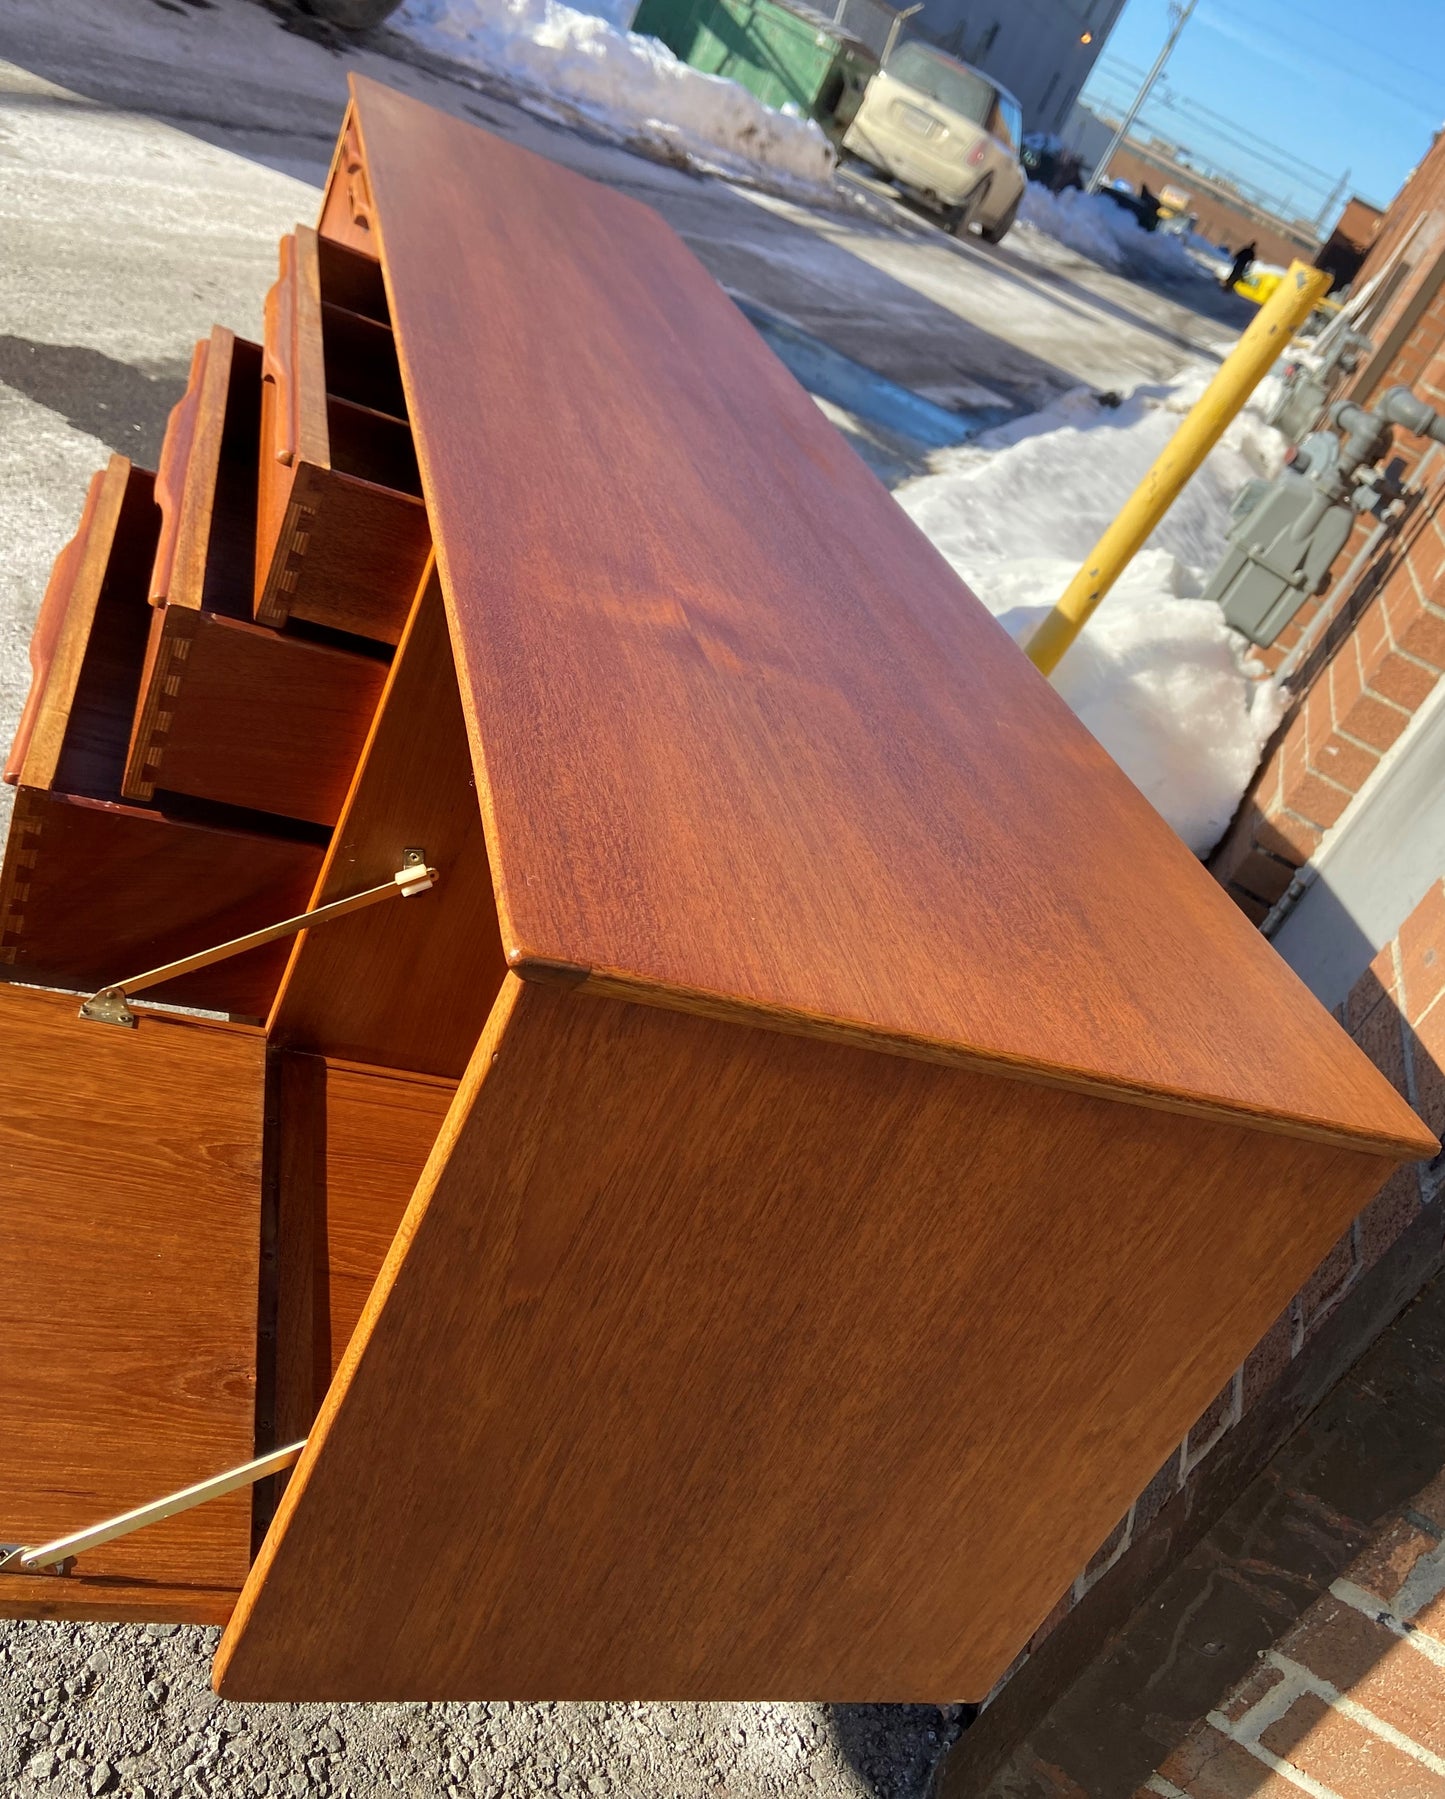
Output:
[
  {"xmin": 268, "ymin": 567, "xmax": 508, "ymax": 1074},
  {"xmin": 3, "ymin": 458, "xmax": 131, "ymax": 787},
  {"xmin": 255, "ymin": 227, "xmax": 429, "ymax": 643},
  {"xmin": 216, "ymin": 977, "xmax": 1400, "ymax": 1700},
  {"xmin": 273, "ymin": 1052, "xmax": 454, "ymax": 1447},
  {"xmin": 0, "ymin": 1574, "xmax": 239, "ymax": 1628},
  {"xmin": 150, "ymin": 339, "xmax": 207, "ymax": 608},
  {"xmin": 0, "ymin": 986, "xmax": 264, "ymax": 1620},
  {"xmin": 124, "ymin": 607, "xmax": 388, "ymax": 827},
  {"xmin": 0, "ymin": 451, "xmax": 325, "ymax": 1015},
  {"xmin": 45, "ymin": 463, "xmax": 161, "ymax": 800},
  {"xmin": 317, "ymin": 106, "xmax": 375, "ymax": 255},
  {"xmin": 0, "ymin": 788, "xmax": 323, "ymax": 1015},
  {"xmin": 347, "ymin": 76, "xmax": 1427, "ymax": 1156},
  {"xmin": 149, "ymin": 329, "xmax": 235, "ymax": 611},
  {"xmin": 7, "ymin": 457, "xmax": 158, "ymax": 794}
]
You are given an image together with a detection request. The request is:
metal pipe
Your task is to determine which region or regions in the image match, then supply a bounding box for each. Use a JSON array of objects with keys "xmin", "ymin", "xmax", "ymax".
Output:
[
  {"xmin": 881, "ymin": 3, "xmax": 920, "ymax": 63},
  {"xmin": 5, "ymin": 1442, "xmax": 307, "ymax": 1574},
  {"xmin": 1273, "ymin": 518, "xmax": 1388, "ymax": 685},
  {"xmin": 1025, "ymin": 260, "xmax": 1333, "ymax": 678},
  {"xmin": 79, "ymin": 854, "xmax": 438, "ymax": 1026}
]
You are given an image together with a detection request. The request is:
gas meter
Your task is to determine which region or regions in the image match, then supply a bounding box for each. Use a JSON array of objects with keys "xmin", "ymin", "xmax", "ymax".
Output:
[{"xmin": 1204, "ymin": 387, "xmax": 1445, "ymax": 648}]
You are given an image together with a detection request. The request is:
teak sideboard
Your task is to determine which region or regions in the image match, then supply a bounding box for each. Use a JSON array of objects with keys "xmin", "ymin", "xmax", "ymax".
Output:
[{"xmin": 0, "ymin": 76, "xmax": 1433, "ymax": 1703}]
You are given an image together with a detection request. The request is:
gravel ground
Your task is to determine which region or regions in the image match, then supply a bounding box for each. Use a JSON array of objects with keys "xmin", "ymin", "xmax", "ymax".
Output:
[{"xmin": 2, "ymin": 1623, "xmax": 966, "ymax": 1797}]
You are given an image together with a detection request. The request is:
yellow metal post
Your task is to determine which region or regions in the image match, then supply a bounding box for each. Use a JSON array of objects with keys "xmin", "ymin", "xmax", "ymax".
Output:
[{"xmin": 1024, "ymin": 259, "xmax": 1332, "ymax": 678}]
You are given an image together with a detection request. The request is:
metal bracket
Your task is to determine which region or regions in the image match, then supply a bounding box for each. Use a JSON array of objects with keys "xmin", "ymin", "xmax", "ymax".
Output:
[
  {"xmin": 0, "ymin": 1544, "xmax": 73, "ymax": 1577},
  {"xmin": 0, "ymin": 1441, "xmax": 307, "ymax": 1576},
  {"xmin": 79, "ymin": 850, "xmax": 439, "ymax": 1026}
]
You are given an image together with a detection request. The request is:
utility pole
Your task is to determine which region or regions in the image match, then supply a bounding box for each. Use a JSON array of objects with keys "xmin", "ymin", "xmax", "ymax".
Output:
[
  {"xmin": 1086, "ymin": 0, "xmax": 1197, "ymax": 194},
  {"xmin": 1312, "ymin": 167, "xmax": 1351, "ymax": 236}
]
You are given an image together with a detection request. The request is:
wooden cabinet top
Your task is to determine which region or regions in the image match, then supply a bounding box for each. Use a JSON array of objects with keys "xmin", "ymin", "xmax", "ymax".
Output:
[{"xmin": 347, "ymin": 76, "xmax": 1429, "ymax": 1156}]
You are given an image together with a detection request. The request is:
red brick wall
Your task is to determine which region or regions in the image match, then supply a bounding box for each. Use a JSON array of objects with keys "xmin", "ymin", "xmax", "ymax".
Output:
[
  {"xmin": 987, "ymin": 170, "xmax": 1445, "ymax": 1680},
  {"xmin": 1105, "ymin": 142, "xmax": 1314, "ymax": 270},
  {"xmin": 1353, "ymin": 130, "xmax": 1445, "ymax": 304}
]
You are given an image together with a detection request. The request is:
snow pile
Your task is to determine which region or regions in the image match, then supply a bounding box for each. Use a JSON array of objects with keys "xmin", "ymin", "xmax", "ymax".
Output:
[
  {"xmin": 396, "ymin": 0, "xmax": 836, "ymax": 189},
  {"xmin": 1019, "ymin": 184, "xmax": 1200, "ymax": 285},
  {"xmin": 897, "ymin": 378, "xmax": 1287, "ymax": 855}
]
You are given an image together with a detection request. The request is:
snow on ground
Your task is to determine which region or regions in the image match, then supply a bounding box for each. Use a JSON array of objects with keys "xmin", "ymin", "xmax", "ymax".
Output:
[
  {"xmin": 396, "ymin": 0, "xmax": 836, "ymax": 189},
  {"xmin": 1019, "ymin": 184, "xmax": 1203, "ymax": 285},
  {"xmin": 897, "ymin": 374, "xmax": 1287, "ymax": 857}
]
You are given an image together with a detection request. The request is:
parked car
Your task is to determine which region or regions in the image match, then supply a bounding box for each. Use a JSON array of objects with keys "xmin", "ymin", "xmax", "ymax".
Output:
[
  {"xmin": 841, "ymin": 42, "xmax": 1027, "ymax": 243},
  {"xmin": 1098, "ymin": 180, "xmax": 1162, "ymax": 232}
]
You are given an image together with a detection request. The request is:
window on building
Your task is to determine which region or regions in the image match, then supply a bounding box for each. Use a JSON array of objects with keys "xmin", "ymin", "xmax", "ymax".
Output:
[{"xmin": 1040, "ymin": 72, "xmax": 1059, "ymax": 116}]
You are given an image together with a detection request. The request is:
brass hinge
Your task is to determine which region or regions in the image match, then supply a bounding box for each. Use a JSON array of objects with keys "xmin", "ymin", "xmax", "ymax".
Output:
[{"xmin": 79, "ymin": 849, "xmax": 439, "ymax": 1026}]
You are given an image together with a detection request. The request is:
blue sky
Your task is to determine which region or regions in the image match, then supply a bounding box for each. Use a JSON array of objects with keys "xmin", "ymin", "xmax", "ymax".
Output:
[{"xmin": 1081, "ymin": 0, "xmax": 1445, "ymax": 224}]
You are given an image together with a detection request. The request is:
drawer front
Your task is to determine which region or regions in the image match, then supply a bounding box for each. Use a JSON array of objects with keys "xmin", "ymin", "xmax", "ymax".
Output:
[
  {"xmin": 124, "ymin": 607, "xmax": 388, "ymax": 828},
  {"xmin": 5, "ymin": 457, "xmax": 153, "ymax": 792},
  {"xmin": 149, "ymin": 329, "xmax": 241, "ymax": 612},
  {"xmin": 256, "ymin": 228, "xmax": 429, "ymax": 647},
  {"xmin": 317, "ymin": 106, "xmax": 375, "ymax": 255},
  {"xmin": 0, "ymin": 986, "xmax": 264, "ymax": 1624}
]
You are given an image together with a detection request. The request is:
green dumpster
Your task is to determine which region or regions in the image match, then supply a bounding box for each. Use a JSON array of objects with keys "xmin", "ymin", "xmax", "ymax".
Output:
[{"xmin": 630, "ymin": 0, "xmax": 880, "ymax": 139}]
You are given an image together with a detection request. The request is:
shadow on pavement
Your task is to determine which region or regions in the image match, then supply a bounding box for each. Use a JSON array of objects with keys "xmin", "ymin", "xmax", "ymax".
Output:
[{"xmin": 0, "ymin": 335, "xmax": 190, "ymax": 462}]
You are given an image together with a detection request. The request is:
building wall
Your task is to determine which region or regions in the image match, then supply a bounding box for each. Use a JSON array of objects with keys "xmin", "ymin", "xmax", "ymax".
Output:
[
  {"xmin": 1105, "ymin": 138, "xmax": 1318, "ymax": 267},
  {"xmin": 912, "ymin": 0, "xmax": 1126, "ymax": 133},
  {"xmin": 1316, "ymin": 195, "xmax": 1385, "ymax": 291},
  {"xmin": 1059, "ymin": 101, "xmax": 1113, "ymax": 169}
]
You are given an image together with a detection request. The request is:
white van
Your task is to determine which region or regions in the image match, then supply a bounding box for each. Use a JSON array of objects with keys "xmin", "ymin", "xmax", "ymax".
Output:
[{"xmin": 842, "ymin": 42, "xmax": 1027, "ymax": 243}]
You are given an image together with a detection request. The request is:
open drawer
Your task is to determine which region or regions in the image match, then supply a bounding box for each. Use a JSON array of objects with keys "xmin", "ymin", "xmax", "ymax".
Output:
[
  {"xmin": 0, "ymin": 983, "xmax": 454, "ymax": 1626},
  {"xmin": 255, "ymin": 228, "xmax": 430, "ymax": 647},
  {"xmin": 123, "ymin": 327, "xmax": 390, "ymax": 830},
  {"xmin": 1, "ymin": 454, "xmax": 326, "ymax": 1017},
  {"xmin": 4, "ymin": 462, "xmax": 112, "ymax": 787}
]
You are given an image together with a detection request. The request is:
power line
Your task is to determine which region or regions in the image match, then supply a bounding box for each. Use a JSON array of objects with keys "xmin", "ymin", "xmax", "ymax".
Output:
[
  {"xmin": 1088, "ymin": 60, "xmax": 1336, "ymax": 194},
  {"xmin": 1086, "ymin": 72, "xmax": 1333, "ymax": 183},
  {"xmin": 1095, "ymin": 51, "xmax": 1339, "ymax": 177},
  {"xmin": 1211, "ymin": 0, "xmax": 1421, "ymax": 60},
  {"xmin": 1081, "ymin": 79, "xmax": 1335, "ymax": 220},
  {"xmin": 1198, "ymin": 0, "xmax": 1444, "ymax": 119}
]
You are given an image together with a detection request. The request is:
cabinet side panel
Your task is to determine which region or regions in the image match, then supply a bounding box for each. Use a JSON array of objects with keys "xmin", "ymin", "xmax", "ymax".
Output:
[
  {"xmin": 272, "ymin": 1052, "xmax": 458, "ymax": 1447},
  {"xmin": 217, "ymin": 980, "xmax": 1397, "ymax": 1702},
  {"xmin": 267, "ymin": 567, "xmax": 508, "ymax": 1078}
]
